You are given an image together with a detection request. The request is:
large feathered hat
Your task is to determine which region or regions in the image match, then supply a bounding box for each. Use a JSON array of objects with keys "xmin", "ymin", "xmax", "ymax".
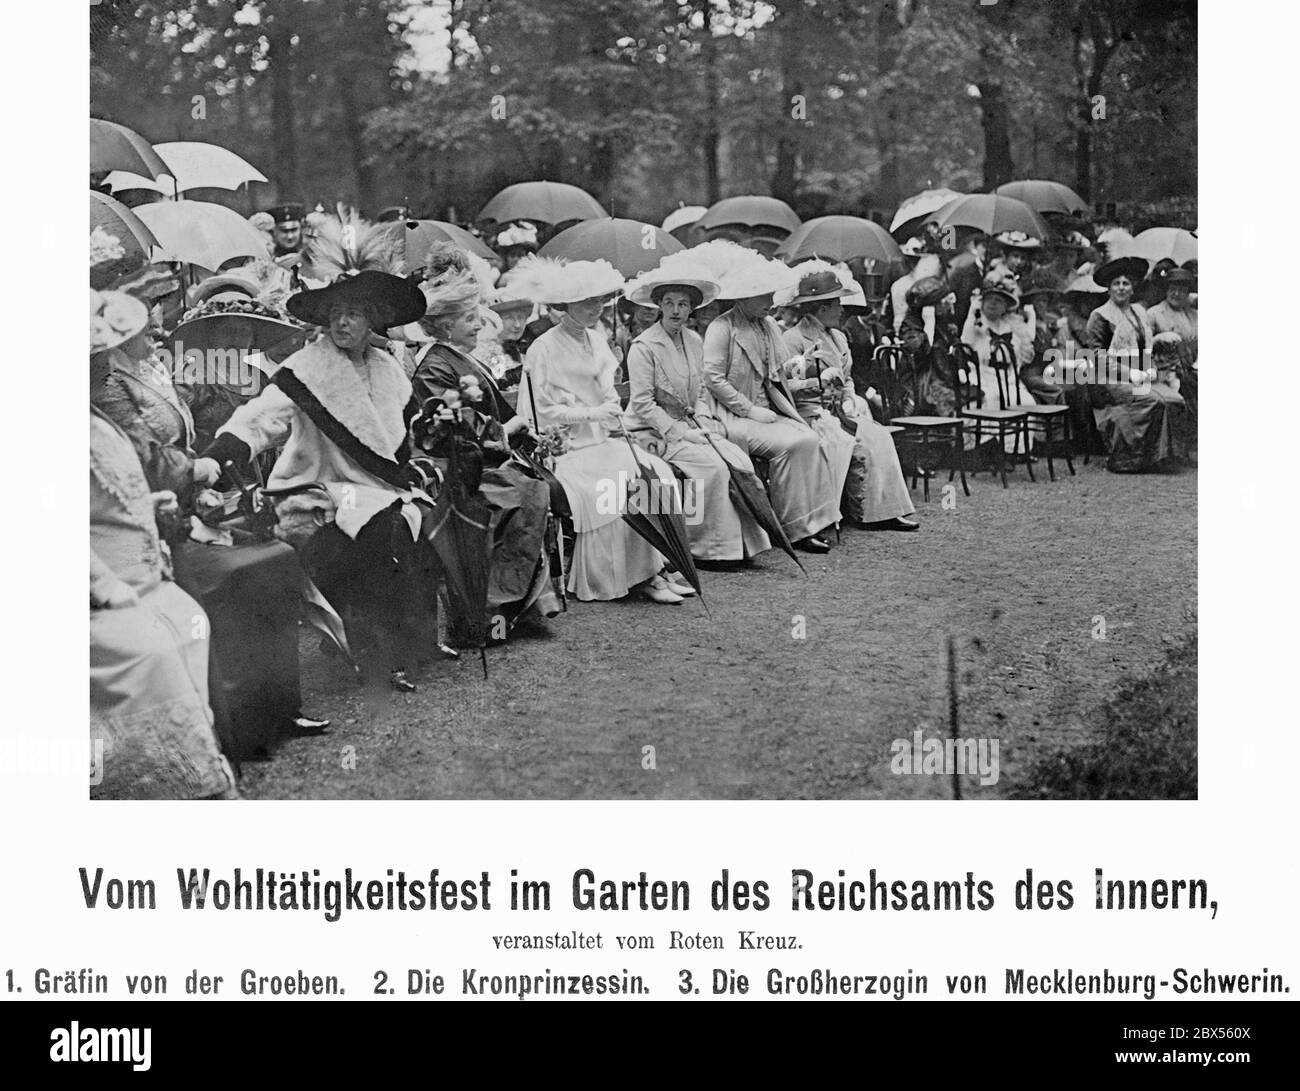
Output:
[
  {"xmin": 510, "ymin": 255, "xmax": 624, "ymax": 305},
  {"xmin": 287, "ymin": 207, "xmax": 425, "ymax": 330},
  {"xmin": 662, "ymin": 239, "xmax": 795, "ymax": 301},
  {"xmin": 90, "ymin": 288, "xmax": 148, "ymax": 355}
]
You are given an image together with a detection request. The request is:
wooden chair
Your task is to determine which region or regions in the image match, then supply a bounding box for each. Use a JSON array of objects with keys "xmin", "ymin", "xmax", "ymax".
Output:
[
  {"xmin": 997, "ymin": 341, "xmax": 1076, "ymax": 481},
  {"xmin": 956, "ymin": 343, "xmax": 1033, "ymax": 489},
  {"xmin": 875, "ymin": 344, "xmax": 969, "ymax": 502}
]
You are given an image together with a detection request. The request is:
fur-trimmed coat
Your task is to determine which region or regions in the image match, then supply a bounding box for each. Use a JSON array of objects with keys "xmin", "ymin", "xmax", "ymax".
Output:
[{"xmin": 206, "ymin": 337, "xmax": 428, "ymax": 540}]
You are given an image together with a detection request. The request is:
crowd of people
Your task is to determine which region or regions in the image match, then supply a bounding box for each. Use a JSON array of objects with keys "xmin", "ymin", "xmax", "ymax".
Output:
[{"xmin": 89, "ymin": 195, "xmax": 1197, "ymax": 799}]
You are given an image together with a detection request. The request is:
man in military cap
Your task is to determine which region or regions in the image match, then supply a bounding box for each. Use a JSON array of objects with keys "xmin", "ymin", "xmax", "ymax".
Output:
[{"xmin": 265, "ymin": 202, "xmax": 306, "ymax": 257}]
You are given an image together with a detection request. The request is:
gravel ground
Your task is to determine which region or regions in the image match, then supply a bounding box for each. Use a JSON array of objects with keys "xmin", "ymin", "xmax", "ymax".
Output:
[{"xmin": 239, "ymin": 460, "xmax": 1197, "ymax": 800}]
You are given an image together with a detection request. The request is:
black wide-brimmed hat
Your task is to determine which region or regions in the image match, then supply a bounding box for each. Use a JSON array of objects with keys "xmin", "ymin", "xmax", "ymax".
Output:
[
  {"xmin": 287, "ymin": 270, "xmax": 427, "ymax": 331},
  {"xmin": 1093, "ymin": 255, "xmax": 1149, "ymax": 288}
]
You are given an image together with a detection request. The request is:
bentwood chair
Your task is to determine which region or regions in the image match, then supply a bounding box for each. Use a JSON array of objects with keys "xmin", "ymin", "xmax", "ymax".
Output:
[
  {"xmin": 875, "ymin": 344, "xmax": 969, "ymax": 502},
  {"xmin": 996, "ymin": 341, "xmax": 1076, "ymax": 481},
  {"xmin": 956, "ymin": 343, "xmax": 1033, "ymax": 489}
]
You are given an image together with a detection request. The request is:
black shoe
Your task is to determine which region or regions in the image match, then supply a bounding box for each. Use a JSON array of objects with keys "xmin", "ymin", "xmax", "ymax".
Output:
[
  {"xmin": 862, "ymin": 516, "xmax": 920, "ymax": 532},
  {"xmin": 390, "ymin": 670, "xmax": 417, "ymax": 693},
  {"xmin": 794, "ymin": 535, "xmax": 831, "ymax": 554},
  {"xmin": 288, "ymin": 714, "xmax": 331, "ymax": 736}
]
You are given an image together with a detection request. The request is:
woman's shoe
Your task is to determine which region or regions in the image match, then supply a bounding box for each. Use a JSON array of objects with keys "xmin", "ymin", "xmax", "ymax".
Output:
[
  {"xmin": 642, "ymin": 576, "xmax": 684, "ymax": 604},
  {"xmin": 794, "ymin": 535, "xmax": 831, "ymax": 553},
  {"xmin": 661, "ymin": 571, "xmax": 696, "ymax": 597},
  {"xmin": 861, "ymin": 516, "xmax": 920, "ymax": 532},
  {"xmin": 390, "ymin": 670, "xmax": 417, "ymax": 693}
]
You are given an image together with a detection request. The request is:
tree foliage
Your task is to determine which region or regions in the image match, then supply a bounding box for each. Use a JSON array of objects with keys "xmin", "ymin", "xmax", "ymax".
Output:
[{"xmin": 90, "ymin": 0, "xmax": 1196, "ymax": 226}]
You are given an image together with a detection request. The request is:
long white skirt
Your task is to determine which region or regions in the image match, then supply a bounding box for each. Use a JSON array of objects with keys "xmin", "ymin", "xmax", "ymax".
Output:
[{"xmin": 552, "ymin": 438, "xmax": 674, "ymax": 600}]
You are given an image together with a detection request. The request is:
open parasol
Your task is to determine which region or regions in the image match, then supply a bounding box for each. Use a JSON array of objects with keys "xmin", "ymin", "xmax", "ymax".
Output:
[
  {"xmin": 91, "ymin": 118, "xmax": 168, "ymax": 179},
  {"xmin": 539, "ymin": 218, "xmax": 684, "ymax": 278},
  {"xmin": 1127, "ymin": 227, "xmax": 1197, "ymax": 266},
  {"xmin": 695, "ymin": 195, "xmax": 801, "ymax": 235},
  {"xmin": 478, "ymin": 180, "xmax": 608, "ymax": 226},
  {"xmin": 776, "ymin": 215, "xmax": 902, "ymax": 267},
  {"xmin": 890, "ymin": 187, "xmax": 962, "ymax": 238},
  {"xmin": 388, "ymin": 219, "xmax": 497, "ymax": 269},
  {"xmin": 90, "ymin": 190, "xmax": 167, "ymax": 264},
  {"xmin": 927, "ymin": 193, "xmax": 1050, "ymax": 240},
  {"xmin": 134, "ymin": 199, "xmax": 270, "ymax": 270},
  {"xmin": 104, "ymin": 141, "xmax": 268, "ymax": 195},
  {"xmin": 993, "ymin": 179, "xmax": 1090, "ymax": 217}
]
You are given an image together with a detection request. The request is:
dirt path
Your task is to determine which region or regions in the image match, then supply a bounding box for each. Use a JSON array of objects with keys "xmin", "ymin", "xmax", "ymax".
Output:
[{"xmin": 240, "ymin": 462, "xmax": 1197, "ymax": 800}]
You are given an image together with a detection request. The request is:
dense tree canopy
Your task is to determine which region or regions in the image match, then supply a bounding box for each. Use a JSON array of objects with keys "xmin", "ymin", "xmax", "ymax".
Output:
[{"xmin": 91, "ymin": 0, "xmax": 1196, "ymax": 228}]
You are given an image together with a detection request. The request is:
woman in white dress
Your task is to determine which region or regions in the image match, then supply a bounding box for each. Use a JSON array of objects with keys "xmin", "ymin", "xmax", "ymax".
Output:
[
  {"xmin": 517, "ymin": 258, "xmax": 690, "ymax": 604},
  {"xmin": 623, "ymin": 265, "xmax": 770, "ymax": 560}
]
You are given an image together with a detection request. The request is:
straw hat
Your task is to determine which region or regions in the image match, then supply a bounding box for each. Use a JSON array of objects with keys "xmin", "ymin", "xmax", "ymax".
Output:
[
  {"xmin": 994, "ymin": 230, "xmax": 1042, "ymax": 251},
  {"xmin": 488, "ymin": 284, "xmax": 534, "ymax": 314},
  {"xmin": 623, "ymin": 264, "xmax": 720, "ymax": 309}
]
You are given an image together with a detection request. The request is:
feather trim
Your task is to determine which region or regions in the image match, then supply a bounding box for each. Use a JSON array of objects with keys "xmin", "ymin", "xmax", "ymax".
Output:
[{"xmin": 305, "ymin": 206, "xmax": 404, "ymax": 282}]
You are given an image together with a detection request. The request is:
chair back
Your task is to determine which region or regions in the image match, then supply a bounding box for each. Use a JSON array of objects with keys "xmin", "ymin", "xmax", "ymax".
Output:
[
  {"xmin": 872, "ymin": 344, "xmax": 905, "ymax": 421},
  {"xmin": 990, "ymin": 339, "xmax": 1026, "ymax": 409},
  {"xmin": 955, "ymin": 343, "xmax": 981, "ymax": 411}
]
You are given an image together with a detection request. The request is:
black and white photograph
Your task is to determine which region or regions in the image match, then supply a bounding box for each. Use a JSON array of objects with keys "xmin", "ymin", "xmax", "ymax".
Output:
[
  {"xmin": 88, "ymin": 0, "xmax": 1197, "ymax": 802},
  {"xmin": 1, "ymin": 0, "xmax": 1296, "ymax": 1045}
]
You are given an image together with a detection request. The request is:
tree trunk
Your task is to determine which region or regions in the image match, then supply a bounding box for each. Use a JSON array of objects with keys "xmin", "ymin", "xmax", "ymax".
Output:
[
  {"xmin": 337, "ymin": 68, "xmax": 373, "ymax": 211},
  {"xmin": 701, "ymin": 1, "xmax": 721, "ymax": 204},
  {"xmin": 267, "ymin": 6, "xmax": 299, "ymax": 200},
  {"xmin": 978, "ymin": 79, "xmax": 1014, "ymax": 190}
]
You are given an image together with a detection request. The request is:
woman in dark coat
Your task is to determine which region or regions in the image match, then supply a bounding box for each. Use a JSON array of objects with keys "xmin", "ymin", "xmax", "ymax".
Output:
[{"xmin": 411, "ymin": 265, "xmax": 559, "ymax": 635}]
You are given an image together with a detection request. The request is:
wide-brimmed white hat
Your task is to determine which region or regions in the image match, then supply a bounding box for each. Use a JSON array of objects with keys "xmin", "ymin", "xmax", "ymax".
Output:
[
  {"xmin": 510, "ymin": 255, "xmax": 624, "ymax": 305},
  {"xmin": 90, "ymin": 288, "xmax": 149, "ymax": 355},
  {"xmin": 623, "ymin": 265, "xmax": 720, "ymax": 309},
  {"xmin": 662, "ymin": 240, "xmax": 793, "ymax": 300}
]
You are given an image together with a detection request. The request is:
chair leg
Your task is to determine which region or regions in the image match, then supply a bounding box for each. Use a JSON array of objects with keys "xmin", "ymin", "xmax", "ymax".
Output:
[
  {"xmin": 1063, "ymin": 414, "xmax": 1076, "ymax": 476},
  {"xmin": 1043, "ymin": 421, "xmax": 1057, "ymax": 482},
  {"xmin": 997, "ymin": 426, "xmax": 1008, "ymax": 488},
  {"xmin": 955, "ymin": 424, "xmax": 969, "ymax": 496},
  {"xmin": 1022, "ymin": 422, "xmax": 1036, "ymax": 482}
]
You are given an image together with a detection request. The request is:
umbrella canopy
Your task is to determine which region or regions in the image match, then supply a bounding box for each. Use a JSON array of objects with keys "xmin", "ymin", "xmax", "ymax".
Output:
[
  {"xmin": 776, "ymin": 215, "xmax": 902, "ymax": 267},
  {"xmin": 388, "ymin": 219, "xmax": 497, "ymax": 270},
  {"xmin": 90, "ymin": 190, "xmax": 166, "ymax": 263},
  {"xmin": 135, "ymin": 199, "xmax": 269, "ymax": 270},
  {"xmin": 1127, "ymin": 227, "xmax": 1197, "ymax": 266},
  {"xmin": 478, "ymin": 181, "xmax": 607, "ymax": 226},
  {"xmin": 539, "ymin": 217, "xmax": 684, "ymax": 278},
  {"xmin": 993, "ymin": 179, "xmax": 1089, "ymax": 217},
  {"xmin": 889, "ymin": 187, "xmax": 962, "ymax": 235},
  {"xmin": 90, "ymin": 118, "xmax": 168, "ymax": 179},
  {"xmin": 695, "ymin": 195, "xmax": 801, "ymax": 235},
  {"xmin": 104, "ymin": 141, "xmax": 267, "ymax": 194},
  {"xmin": 928, "ymin": 193, "xmax": 1050, "ymax": 240},
  {"xmin": 662, "ymin": 205, "xmax": 707, "ymax": 234}
]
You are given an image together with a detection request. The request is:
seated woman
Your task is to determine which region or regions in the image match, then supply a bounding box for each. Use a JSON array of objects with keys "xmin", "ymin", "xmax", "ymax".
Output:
[
  {"xmin": 622, "ymin": 265, "xmax": 771, "ymax": 561},
  {"xmin": 1081, "ymin": 256, "xmax": 1190, "ymax": 473},
  {"xmin": 90, "ymin": 289, "xmax": 236, "ymax": 800},
  {"xmin": 517, "ymin": 257, "xmax": 688, "ymax": 604},
  {"xmin": 961, "ymin": 267, "xmax": 1035, "ymax": 411},
  {"xmin": 203, "ymin": 214, "xmax": 437, "ymax": 690},
  {"xmin": 91, "ymin": 245, "xmax": 326, "ymax": 757},
  {"xmin": 780, "ymin": 263, "xmax": 917, "ymax": 531},
  {"xmin": 410, "ymin": 258, "xmax": 559, "ymax": 634}
]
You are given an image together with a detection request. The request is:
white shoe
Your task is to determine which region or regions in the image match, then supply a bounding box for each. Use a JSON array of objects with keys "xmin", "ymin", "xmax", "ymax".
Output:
[
  {"xmin": 643, "ymin": 575, "xmax": 684, "ymax": 605},
  {"xmin": 662, "ymin": 571, "xmax": 696, "ymax": 597}
]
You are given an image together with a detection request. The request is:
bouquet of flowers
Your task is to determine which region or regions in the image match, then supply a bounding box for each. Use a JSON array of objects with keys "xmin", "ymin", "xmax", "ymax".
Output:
[
  {"xmin": 533, "ymin": 425, "xmax": 571, "ymax": 467},
  {"xmin": 409, "ymin": 375, "xmax": 510, "ymax": 484}
]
